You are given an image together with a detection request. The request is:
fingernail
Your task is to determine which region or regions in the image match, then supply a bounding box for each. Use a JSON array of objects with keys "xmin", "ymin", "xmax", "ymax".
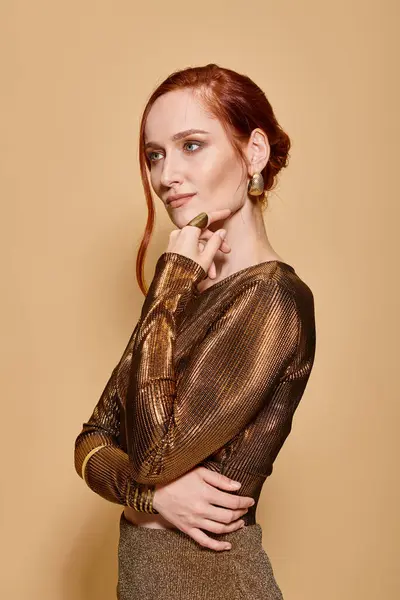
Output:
[
  {"xmin": 231, "ymin": 481, "xmax": 241, "ymax": 488},
  {"xmin": 224, "ymin": 544, "xmax": 231, "ymax": 550},
  {"xmin": 218, "ymin": 230, "xmax": 226, "ymax": 239}
]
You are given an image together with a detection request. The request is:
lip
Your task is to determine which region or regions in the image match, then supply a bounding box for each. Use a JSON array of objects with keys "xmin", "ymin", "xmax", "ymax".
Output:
[{"xmin": 166, "ymin": 193, "xmax": 196, "ymax": 208}]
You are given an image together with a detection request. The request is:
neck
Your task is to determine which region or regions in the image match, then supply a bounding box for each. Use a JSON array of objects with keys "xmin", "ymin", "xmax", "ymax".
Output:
[{"xmin": 204, "ymin": 198, "xmax": 283, "ymax": 287}]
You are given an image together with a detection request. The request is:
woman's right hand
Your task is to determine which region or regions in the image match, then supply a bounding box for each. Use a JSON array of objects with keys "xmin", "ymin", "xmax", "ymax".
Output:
[{"xmin": 152, "ymin": 466, "xmax": 255, "ymax": 552}]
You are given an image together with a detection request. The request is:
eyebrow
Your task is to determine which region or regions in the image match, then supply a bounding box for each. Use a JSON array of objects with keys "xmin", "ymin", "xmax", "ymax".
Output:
[{"xmin": 145, "ymin": 129, "xmax": 210, "ymax": 149}]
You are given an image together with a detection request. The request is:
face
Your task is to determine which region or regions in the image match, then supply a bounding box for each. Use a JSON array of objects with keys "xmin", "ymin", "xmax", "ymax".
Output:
[{"xmin": 144, "ymin": 88, "xmax": 249, "ymax": 229}]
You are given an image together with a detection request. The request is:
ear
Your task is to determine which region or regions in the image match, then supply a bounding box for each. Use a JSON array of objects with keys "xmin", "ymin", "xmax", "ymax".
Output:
[{"xmin": 244, "ymin": 128, "xmax": 270, "ymax": 176}]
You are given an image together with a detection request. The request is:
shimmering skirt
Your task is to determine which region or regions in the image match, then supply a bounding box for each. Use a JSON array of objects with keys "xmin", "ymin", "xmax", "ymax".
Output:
[{"xmin": 117, "ymin": 511, "xmax": 284, "ymax": 599}]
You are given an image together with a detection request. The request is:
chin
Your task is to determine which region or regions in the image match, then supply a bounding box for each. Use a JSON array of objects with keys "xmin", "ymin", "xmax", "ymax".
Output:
[{"xmin": 169, "ymin": 205, "xmax": 204, "ymax": 229}]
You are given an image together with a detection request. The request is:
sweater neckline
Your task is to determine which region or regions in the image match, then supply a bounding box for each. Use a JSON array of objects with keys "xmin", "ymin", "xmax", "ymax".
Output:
[{"xmin": 194, "ymin": 260, "xmax": 295, "ymax": 296}]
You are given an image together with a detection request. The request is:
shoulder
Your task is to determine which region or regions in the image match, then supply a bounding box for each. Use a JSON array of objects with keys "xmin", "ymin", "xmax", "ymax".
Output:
[
  {"xmin": 192, "ymin": 261, "xmax": 314, "ymax": 328},
  {"xmin": 247, "ymin": 263, "xmax": 315, "ymax": 315},
  {"xmin": 225, "ymin": 266, "xmax": 315, "ymax": 335},
  {"xmin": 224, "ymin": 263, "xmax": 297, "ymax": 305},
  {"xmin": 214, "ymin": 277, "xmax": 299, "ymax": 331}
]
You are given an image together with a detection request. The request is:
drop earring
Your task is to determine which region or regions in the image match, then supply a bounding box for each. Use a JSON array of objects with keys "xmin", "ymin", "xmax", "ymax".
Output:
[{"xmin": 247, "ymin": 172, "xmax": 264, "ymax": 196}]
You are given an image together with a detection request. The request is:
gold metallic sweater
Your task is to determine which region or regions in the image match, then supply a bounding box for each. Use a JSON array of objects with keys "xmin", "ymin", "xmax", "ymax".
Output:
[{"xmin": 74, "ymin": 252, "xmax": 316, "ymax": 524}]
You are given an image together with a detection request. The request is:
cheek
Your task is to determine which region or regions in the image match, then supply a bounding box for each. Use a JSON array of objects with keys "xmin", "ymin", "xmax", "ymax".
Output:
[
  {"xmin": 199, "ymin": 150, "xmax": 244, "ymax": 198},
  {"xmin": 196, "ymin": 149, "xmax": 224, "ymax": 181}
]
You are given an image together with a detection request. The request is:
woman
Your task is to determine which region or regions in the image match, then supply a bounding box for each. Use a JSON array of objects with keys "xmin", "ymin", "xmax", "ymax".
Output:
[{"xmin": 74, "ymin": 64, "xmax": 316, "ymax": 599}]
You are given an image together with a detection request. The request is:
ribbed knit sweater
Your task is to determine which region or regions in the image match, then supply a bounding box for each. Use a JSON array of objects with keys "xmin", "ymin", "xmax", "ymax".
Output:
[{"xmin": 74, "ymin": 252, "xmax": 316, "ymax": 524}]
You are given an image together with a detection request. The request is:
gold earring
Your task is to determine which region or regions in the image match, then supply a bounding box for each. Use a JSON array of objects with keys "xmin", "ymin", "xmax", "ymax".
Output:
[{"xmin": 247, "ymin": 172, "xmax": 264, "ymax": 196}]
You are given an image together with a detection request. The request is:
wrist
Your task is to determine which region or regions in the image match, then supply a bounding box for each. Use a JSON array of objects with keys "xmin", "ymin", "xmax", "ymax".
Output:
[{"xmin": 152, "ymin": 484, "xmax": 161, "ymax": 513}]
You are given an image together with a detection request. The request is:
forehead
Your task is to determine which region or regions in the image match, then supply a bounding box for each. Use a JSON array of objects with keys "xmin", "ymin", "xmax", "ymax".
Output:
[{"xmin": 144, "ymin": 89, "xmax": 222, "ymax": 141}]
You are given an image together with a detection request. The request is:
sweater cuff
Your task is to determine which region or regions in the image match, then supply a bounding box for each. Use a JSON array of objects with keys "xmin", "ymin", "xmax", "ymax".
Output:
[
  {"xmin": 127, "ymin": 481, "xmax": 159, "ymax": 514},
  {"xmin": 152, "ymin": 252, "xmax": 207, "ymax": 295},
  {"xmin": 139, "ymin": 253, "xmax": 207, "ymax": 321}
]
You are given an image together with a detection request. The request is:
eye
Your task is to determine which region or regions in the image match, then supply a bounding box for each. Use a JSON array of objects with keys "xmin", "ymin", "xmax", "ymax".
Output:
[
  {"xmin": 183, "ymin": 141, "xmax": 202, "ymax": 153},
  {"xmin": 146, "ymin": 141, "xmax": 203, "ymax": 164},
  {"xmin": 147, "ymin": 151, "xmax": 163, "ymax": 163}
]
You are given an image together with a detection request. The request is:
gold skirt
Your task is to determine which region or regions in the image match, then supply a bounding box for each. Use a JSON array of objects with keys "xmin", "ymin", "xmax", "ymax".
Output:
[{"xmin": 117, "ymin": 511, "xmax": 284, "ymax": 599}]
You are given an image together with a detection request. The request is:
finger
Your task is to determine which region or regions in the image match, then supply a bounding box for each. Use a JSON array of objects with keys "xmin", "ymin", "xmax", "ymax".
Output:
[
  {"xmin": 186, "ymin": 527, "xmax": 232, "ymax": 552},
  {"xmin": 203, "ymin": 504, "xmax": 249, "ymax": 524},
  {"xmin": 200, "ymin": 471, "xmax": 255, "ymax": 510},
  {"xmin": 206, "ymin": 209, "xmax": 232, "ymax": 226},
  {"xmin": 199, "ymin": 230, "xmax": 230, "ymax": 253},
  {"xmin": 209, "ymin": 260, "xmax": 216, "ymax": 279},
  {"xmin": 198, "ymin": 241, "xmax": 215, "ymax": 279},
  {"xmin": 198, "ymin": 517, "xmax": 245, "ymax": 534},
  {"xmin": 201, "ymin": 230, "xmax": 226, "ymax": 265},
  {"xmin": 207, "ymin": 489, "xmax": 255, "ymax": 511},
  {"xmin": 187, "ymin": 209, "xmax": 231, "ymax": 230},
  {"xmin": 169, "ymin": 229, "xmax": 180, "ymax": 239},
  {"xmin": 200, "ymin": 469, "xmax": 243, "ymax": 492}
]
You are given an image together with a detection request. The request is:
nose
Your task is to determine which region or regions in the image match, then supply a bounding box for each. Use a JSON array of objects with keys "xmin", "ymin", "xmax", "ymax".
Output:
[{"xmin": 159, "ymin": 152, "xmax": 184, "ymax": 189}]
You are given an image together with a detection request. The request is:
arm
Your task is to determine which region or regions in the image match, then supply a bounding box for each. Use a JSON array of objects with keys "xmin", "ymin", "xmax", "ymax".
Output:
[
  {"xmin": 126, "ymin": 251, "xmax": 300, "ymax": 485},
  {"xmin": 74, "ymin": 326, "xmax": 158, "ymax": 513}
]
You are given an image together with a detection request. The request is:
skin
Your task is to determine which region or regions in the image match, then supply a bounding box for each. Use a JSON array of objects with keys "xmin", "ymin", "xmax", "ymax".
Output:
[{"xmin": 124, "ymin": 88, "xmax": 284, "ymax": 552}]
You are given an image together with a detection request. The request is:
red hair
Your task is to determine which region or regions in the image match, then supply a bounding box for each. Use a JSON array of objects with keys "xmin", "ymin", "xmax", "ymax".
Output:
[{"xmin": 136, "ymin": 63, "xmax": 291, "ymax": 295}]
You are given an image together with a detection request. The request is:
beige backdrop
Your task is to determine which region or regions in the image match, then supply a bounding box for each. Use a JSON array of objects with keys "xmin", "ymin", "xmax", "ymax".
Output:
[{"xmin": 2, "ymin": 1, "xmax": 399, "ymax": 598}]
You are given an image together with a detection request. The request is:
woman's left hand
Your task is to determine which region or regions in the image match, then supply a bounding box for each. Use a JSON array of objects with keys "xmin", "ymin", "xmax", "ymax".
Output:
[{"xmin": 166, "ymin": 209, "xmax": 232, "ymax": 280}]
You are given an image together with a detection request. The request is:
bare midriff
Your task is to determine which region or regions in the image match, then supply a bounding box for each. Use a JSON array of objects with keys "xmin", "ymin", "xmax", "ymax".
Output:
[{"xmin": 123, "ymin": 506, "xmax": 178, "ymax": 530}]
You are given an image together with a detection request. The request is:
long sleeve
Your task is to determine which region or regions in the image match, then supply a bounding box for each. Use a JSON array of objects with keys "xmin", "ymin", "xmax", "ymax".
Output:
[
  {"xmin": 74, "ymin": 326, "xmax": 158, "ymax": 513},
  {"xmin": 126, "ymin": 251, "xmax": 300, "ymax": 485}
]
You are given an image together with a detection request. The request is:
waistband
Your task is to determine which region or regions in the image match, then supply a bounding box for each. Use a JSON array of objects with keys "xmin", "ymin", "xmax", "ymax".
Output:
[{"xmin": 119, "ymin": 510, "xmax": 263, "ymax": 553}]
